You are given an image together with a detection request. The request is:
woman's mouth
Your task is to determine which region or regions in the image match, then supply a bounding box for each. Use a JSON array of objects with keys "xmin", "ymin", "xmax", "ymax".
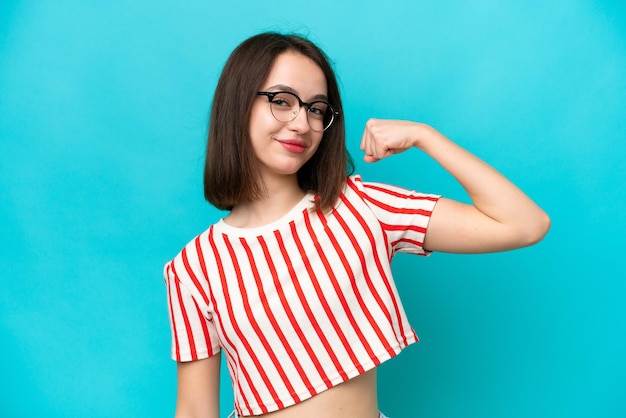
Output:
[{"xmin": 277, "ymin": 139, "xmax": 307, "ymax": 154}]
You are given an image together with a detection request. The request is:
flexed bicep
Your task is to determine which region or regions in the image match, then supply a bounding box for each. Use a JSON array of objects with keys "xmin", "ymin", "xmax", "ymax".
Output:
[{"xmin": 423, "ymin": 197, "xmax": 546, "ymax": 254}]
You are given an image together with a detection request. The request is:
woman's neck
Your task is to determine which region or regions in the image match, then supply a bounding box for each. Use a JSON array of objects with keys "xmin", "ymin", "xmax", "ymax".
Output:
[{"xmin": 225, "ymin": 176, "xmax": 307, "ymax": 228}]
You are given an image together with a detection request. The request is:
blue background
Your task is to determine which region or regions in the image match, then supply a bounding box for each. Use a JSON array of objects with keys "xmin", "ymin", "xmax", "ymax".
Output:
[{"xmin": 1, "ymin": 1, "xmax": 625, "ymax": 417}]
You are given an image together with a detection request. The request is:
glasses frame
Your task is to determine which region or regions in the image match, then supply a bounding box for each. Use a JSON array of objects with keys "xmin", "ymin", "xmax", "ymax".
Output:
[{"xmin": 257, "ymin": 91, "xmax": 339, "ymax": 132}]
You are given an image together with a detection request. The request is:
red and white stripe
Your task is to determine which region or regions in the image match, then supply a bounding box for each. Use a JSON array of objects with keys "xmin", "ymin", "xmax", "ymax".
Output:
[{"xmin": 164, "ymin": 175, "xmax": 440, "ymax": 416}]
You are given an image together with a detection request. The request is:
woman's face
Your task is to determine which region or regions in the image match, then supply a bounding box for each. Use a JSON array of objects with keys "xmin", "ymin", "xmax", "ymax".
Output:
[{"xmin": 248, "ymin": 51, "xmax": 327, "ymax": 185}]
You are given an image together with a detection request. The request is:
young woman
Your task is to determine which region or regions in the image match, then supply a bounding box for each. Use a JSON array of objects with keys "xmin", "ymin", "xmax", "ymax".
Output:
[{"xmin": 164, "ymin": 32, "xmax": 550, "ymax": 418}]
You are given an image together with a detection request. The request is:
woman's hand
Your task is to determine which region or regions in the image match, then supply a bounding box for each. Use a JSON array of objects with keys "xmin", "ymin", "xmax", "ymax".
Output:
[{"xmin": 360, "ymin": 119, "xmax": 431, "ymax": 162}]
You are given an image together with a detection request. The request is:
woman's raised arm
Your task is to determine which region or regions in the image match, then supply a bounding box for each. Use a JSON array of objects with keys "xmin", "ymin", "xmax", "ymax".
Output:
[{"xmin": 360, "ymin": 119, "xmax": 551, "ymax": 253}]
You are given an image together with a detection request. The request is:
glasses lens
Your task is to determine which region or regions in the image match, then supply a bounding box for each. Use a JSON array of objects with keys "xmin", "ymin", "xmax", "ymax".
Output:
[
  {"xmin": 269, "ymin": 92, "xmax": 299, "ymax": 123},
  {"xmin": 307, "ymin": 101, "xmax": 332, "ymax": 132},
  {"xmin": 268, "ymin": 92, "xmax": 335, "ymax": 132}
]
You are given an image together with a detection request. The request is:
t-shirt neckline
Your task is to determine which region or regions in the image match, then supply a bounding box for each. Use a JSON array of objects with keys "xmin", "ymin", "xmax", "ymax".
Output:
[{"xmin": 214, "ymin": 193, "xmax": 315, "ymax": 237}]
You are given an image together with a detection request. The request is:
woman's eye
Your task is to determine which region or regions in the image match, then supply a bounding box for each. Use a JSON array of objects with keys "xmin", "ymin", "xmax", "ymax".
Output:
[
  {"xmin": 308, "ymin": 103, "xmax": 328, "ymax": 117},
  {"xmin": 272, "ymin": 99, "xmax": 289, "ymax": 107}
]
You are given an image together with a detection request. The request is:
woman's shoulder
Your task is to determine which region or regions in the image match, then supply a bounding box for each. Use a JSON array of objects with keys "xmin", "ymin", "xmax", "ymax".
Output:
[
  {"xmin": 344, "ymin": 174, "xmax": 406, "ymax": 198},
  {"xmin": 165, "ymin": 223, "xmax": 220, "ymax": 267},
  {"xmin": 345, "ymin": 173, "xmax": 404, "ymax": 191},
  {"xmin": 346, "ymin": 173, "xmax": 440, "ymax": 199}
]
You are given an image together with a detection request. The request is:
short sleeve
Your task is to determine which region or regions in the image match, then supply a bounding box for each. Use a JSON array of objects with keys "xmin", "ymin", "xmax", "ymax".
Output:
[
  {"xmin": 164, "ymin": 260, "xmax": 221, "ymax": 362},
  {"xmin": 350, "ymin": 176, "xmax": 440, "ymax": 256}
]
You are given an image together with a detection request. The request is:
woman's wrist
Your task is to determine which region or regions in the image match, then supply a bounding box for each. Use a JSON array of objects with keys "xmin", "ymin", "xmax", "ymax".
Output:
[{"xmin": 411, "ymin": 122, "xmax": 444, "ymax": 151}]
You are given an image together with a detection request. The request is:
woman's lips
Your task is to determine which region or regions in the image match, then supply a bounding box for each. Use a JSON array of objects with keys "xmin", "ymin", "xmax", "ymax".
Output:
[{"xmin": 277, "ymin": 139, "xmax": 307, "ymax": 154}]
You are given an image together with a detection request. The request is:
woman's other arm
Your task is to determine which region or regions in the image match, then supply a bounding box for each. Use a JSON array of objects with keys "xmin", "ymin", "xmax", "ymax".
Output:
[
  {"xmin": 360, "ymin": 119, "xmax": 551, "ymax": 253},
  {"xmin": 174, "ymin": 354, "xmax": 221, "ymax": 418}
]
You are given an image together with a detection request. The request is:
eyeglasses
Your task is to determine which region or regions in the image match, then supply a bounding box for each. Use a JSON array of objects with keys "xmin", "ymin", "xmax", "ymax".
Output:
[{"xmin": 257, "ymin": 91, "xmax": 339, "ymax": 132}]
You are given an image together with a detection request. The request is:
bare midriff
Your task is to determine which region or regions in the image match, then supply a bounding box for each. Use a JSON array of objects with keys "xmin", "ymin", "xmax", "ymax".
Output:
[{"xmin": 241, "ymin": 368, "xmax": 379, "ymax": 418}]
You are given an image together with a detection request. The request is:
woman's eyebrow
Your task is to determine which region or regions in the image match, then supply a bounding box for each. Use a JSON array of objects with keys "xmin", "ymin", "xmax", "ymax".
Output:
[
  {"xmin": 265, "ymin": 84, "xmax": 294, "ymax": 93},
  {"xmin": 309, "ymin": 93, "xmax": 329, "ymax": 101},
  {"xmin": 265, "ymin": 84, "xmax": 329, "ymax": 101}
]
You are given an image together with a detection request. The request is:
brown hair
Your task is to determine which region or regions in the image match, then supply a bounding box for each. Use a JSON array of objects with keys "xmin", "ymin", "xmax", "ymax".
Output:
[{"xmin": 203, "ymin": 32, "xmax": 353, "ymax": 211}]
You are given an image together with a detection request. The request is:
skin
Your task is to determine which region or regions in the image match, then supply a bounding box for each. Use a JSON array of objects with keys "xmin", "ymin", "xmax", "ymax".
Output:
[{"xmin": 174, "ymin": 52, "xmax": 551, "ymax": 418}]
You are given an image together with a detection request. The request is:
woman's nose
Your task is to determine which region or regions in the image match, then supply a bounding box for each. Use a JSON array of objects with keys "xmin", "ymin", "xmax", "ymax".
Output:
[{"xmin": 287, "ymin": 106, "xmax": 311, "ymax": 132}]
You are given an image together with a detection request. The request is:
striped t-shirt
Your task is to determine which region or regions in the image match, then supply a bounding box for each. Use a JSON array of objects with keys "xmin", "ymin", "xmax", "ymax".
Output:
[{"xmin": 164, "ymin": 175, "xmax": 440, "ymax": 416}]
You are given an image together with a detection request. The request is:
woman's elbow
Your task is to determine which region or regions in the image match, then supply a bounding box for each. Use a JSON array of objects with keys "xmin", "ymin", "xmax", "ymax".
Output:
[{"xmin": 522, "ymin": 211, "xmax": 551, "ymax": 247}]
